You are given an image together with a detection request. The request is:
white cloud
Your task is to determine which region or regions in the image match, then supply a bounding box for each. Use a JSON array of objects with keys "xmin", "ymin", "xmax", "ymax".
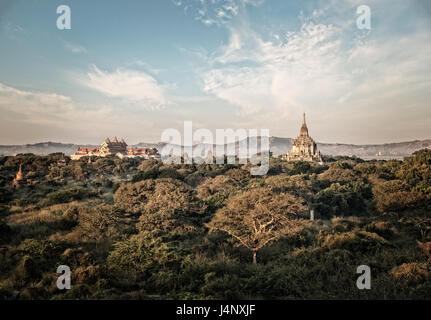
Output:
[
  {"xmin": 0, "ymin": 83, "xmax": 74, "ymax": 122},
  {"xmin": 200, "ymin": 1, "xmax": 431, "ymax": 142},
  {"xmin": 0, "ymin": 82, "xmax": 118, "ymax": 129},
  {"xmin": 0, "ymin": 82, "xmax": 167, "ymax": 144},
  {"xmin": 64, "ymin": 42, "xmax": 87, "ymax": 54},
  {"xmin": 83, "ymin": 65, "xmax": 169, "ymax": 109},
  {"xmin": 175, "ymin": 0, "xmax": 260, "ymax": 26},
  {"xmin": 203, "ymin": 21, "xmax": 347, "ymax": 116}
]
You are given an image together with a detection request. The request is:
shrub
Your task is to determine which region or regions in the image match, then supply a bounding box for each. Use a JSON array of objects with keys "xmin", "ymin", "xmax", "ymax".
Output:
[
  {"xmin": 314, "ymin": 182, "xmax": 371, "ymax": 218},
  {"xmin": 157, "ymin": 167, "xmax": 183, "ymax": 180},
  {"xmin": 390, "ymin": 262, "xmax": 430, "ymax": 285},
  {"xmin": 115, "ymin": 178, "xmax": 205, "ymax": 237},
  {"xmin": 322, "ymin": 231, "xmax": 388, "ymax": 252},
  {"xmin": 197, "ymin": 175, "xmax": 239, "ymax": 199},
  {"xmin": 74, "ymin": 205, "xmax": 128, "ymax": 243},
  {"xmin": 184, "ymin": 172, "xmax": 206, "ymax": 187},
  {"xmin": 397, "ymin": 149, "xmax": 431, "ymax": 193},
  {"xmin": 107, "ymin": 235, "xmax": 181, "ymax": 279},
  {"xmin": 373, "ymin": 180, "xmax": 427, "ymax": 213},
  {"xmin": 137, "ymin": 159, "xmax": 162, "ymax": 172},
  {"xmin": 290, "ymin": 161, "xmax": 313, "ymax": 175},
  {"xmin": 60, "ymin": 247, "xmax": 93, "ymax": 268},
  {"xmin": 13, "ymin": 255, "xmax": 39, "ymax": 280},
  {"xmin": 39, "ymin": 187, "xmax": 92, "ymax": 206},
  {"xmin": 131, "ymin": 168, "xmax": 160, "ymax": 182},
  {"xmin": 365, "ymin": 221, "xmax": 395, "ymax": 239}
]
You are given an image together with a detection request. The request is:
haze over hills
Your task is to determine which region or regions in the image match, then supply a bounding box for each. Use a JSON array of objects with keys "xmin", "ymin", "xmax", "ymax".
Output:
[{"xmin": 0, "ymin": 138, "xmax": 430, "ymax": 159}]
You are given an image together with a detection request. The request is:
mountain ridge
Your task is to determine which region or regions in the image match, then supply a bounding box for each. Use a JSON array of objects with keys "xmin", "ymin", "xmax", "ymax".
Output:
[{"xmin": 1, "ymin": 137, "xmax": 430, "ymax": 159}]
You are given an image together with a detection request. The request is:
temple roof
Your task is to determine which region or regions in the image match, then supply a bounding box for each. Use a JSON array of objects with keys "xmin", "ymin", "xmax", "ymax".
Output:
[
  {"xmin": 300, "ymin": 112, "xmax": 309, "ymax": 137},
  {"xmin": 16, "ymin": 164, "xmax": 23, "ymax": 180}
]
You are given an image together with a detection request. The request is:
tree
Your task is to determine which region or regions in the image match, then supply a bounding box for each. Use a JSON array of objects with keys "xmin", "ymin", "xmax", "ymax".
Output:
[
  {"xmin": 206, "ymin": 187, "xmax": 309, "ymax": 264},
  {"xmin": 397, "ymin": 149, "xmax": 431, "ymax": 193},
  {"xmin": 197, "ymin": 175, "xmax": 239, "ymax": 199},
  {"xmin": 75, "ymin": 205, "xmax": 127, "ymax": 243},
  {"xmin": 372, "ymin": 180, "xmax": 426, "ymax": 213},
  {"xmin": 115, "ymin": 178, "xmax": 206, "ymax": 237},
  {"xmin": 107, "ymin": 235, "xmax": 181, "ymax": 279}
]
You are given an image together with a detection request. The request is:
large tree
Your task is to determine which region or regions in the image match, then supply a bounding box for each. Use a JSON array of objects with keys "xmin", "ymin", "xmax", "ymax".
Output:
[
  {"xmin": 207, "ymin": 187, "xmax": 309, "ymax": 264},
  {"xmin": 115, "ymin": 178, "xmax": 206, "ymax": 237}
]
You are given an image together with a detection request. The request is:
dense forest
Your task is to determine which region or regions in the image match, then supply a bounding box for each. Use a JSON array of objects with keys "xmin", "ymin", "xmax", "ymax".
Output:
[{"xmin": 0, "ymin": 150, "xmax": 430, "ymax": 299}]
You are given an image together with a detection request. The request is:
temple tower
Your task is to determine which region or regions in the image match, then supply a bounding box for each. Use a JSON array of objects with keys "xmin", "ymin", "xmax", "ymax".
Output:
[
  {"xmin": 13, "ymin": 164, "xmax": 26, "ymax": 187},
  {"xmin": 284, "ymin": 113, "xmax": 323, "ymax": 163}
]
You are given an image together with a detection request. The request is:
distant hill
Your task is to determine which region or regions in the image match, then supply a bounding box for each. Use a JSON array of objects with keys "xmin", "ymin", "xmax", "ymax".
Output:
[
  {"xmin": 0, "ymin": 142, "xmax": 97, "ymax": 157},
  {"xmin": 0, "ymin": 138, "xmax": 430, "ymax": 159}
]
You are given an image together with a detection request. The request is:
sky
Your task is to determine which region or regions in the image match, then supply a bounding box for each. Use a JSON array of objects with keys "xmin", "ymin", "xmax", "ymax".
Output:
[{"xmin": 0, "ymin": 0, "xmax": 430, "ymax": 145}]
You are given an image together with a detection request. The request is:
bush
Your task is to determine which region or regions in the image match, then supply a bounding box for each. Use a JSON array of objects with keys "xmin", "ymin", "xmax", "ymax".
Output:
[
  {"xmin": 365, "ymin": 221, "xmax": 395, "ymax": 239},
  {"xmin": 322, "ymin": 231, "xmax": 388, "ymax": 252},
  {"xmin": 39, "ymin": 187, "xmax": 92, "ymax": 206},
  {"xmin": 115, "ymin": 178, "xmax": 205, "ymax": 237},
  {"xmin": 132, "ymin": 168, "xmax": 160, "ymax": 182},
  {"xmin": 74, "ymin": 205, "xmax": 129, "ymax": 243},
  {"xmin": 13, "ymin": 255, "xmax": 39, "ymax": 280},
  {"xmin": 373, "ymin": 180, "xmax": 427, "ymax": 213},
  {"xmin": 390, "ymin": 262, "xmax": 430, "ymax": 285},
  {"xmin": 197, "ymin": 175, "xmax": 239, "ymax": 199},
  {"xmin": 397, "ymin": 149, "xmax": 431, "ymax": 193},
  {"xmin": 107, "ymin": 235, "xmax": 181, "ymax": 280}
]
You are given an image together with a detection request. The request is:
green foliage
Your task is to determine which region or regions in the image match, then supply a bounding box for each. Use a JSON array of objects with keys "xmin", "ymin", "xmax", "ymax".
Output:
[
  {"xmin": 398, "ymin": 149, "xmax": 431, "ymax": 193},
  {"xmin": 131, "ymin": 168, "xmax": 160, "ymax": 182},
  {"xmin": 1, "ymin": 151, "xmax": 431, "ymax": 299},
  {"xmin": 115, "ymin": 178, "xmax": 206, "ymax": 238},
  {"xmin": 107, "ymin": 235, "xmax": 181, "ymax": 279},
  {"xmin": 39, "ymin": 187, "xmax": 93, "ymax": 206},
  {"xmin": 74, "ymin": 205, "xmax": 130, "ymax": 243},
  {"xmin": 373, "ymin": 180, "xmax": 427, "ymax": 213},
  {"xmin": 322, "ymin": 231, "xmax": 389, "ymax": 252},
  {"xmin": 314, "ymin": 182, "xmax": 372, "ymax": 218},
  {"xmin": 290, "ymin": 161, "xmax": 312, "ymax": 175},
  {"xmin": 207, "ymin": 187, "xmax": 309, "ymax": 263}
]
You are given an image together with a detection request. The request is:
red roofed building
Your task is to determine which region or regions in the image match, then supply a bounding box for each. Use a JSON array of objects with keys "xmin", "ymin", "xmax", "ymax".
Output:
[{"xmin": 71, "ymin": 137, "xmax": 160, "ymax": 160}]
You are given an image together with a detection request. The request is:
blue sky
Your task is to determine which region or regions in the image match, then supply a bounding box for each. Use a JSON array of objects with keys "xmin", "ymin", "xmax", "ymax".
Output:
[{"xmin": 0, "ymin": 0, "xmax": 430, "ymax": 145}]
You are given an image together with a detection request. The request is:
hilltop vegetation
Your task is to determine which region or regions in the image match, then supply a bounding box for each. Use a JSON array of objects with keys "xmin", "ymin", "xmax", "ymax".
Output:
[{"xmin": 0, "ymin": 150, "xmax": 430, "ymax": 299}]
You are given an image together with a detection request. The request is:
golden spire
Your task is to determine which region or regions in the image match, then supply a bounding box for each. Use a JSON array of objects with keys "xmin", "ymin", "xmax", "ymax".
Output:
[
  {"xmin": 16, "ymin": 164, "xmax": 23, "ymax": 181},
  {"xmin": 300, "ymin": 112, "xmax": 309, "ymax": 136}
]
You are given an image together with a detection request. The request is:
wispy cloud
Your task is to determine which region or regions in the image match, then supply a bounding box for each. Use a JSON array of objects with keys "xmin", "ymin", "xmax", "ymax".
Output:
[
  {"xmin": 199, "ymin": 0, "xmax": 431, "ymax": 142},
  {"xmin": 203, "ymin": 21, "xmax": 348, "ymax": 116},
  {"xmin": 64, "ymin": 41, "xmax": 87, "ymax": 54},
  {"xmin": 0, "ymin": 82, "xmax": 165, "ymax": 144},
  {"xmin": 81, "ymin": 65, "xmax": 169, "ymax": 109},
  {"xmin": 174, "ymin": 0, "xmax": 262, "ymax": 26},
  {"xmin": 0, "ymin": 82, "xmax": 113, "ymax": 137},
  {"xmin": 0, "ymin": 82, "xmax": 74, "ymax": 123}
]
